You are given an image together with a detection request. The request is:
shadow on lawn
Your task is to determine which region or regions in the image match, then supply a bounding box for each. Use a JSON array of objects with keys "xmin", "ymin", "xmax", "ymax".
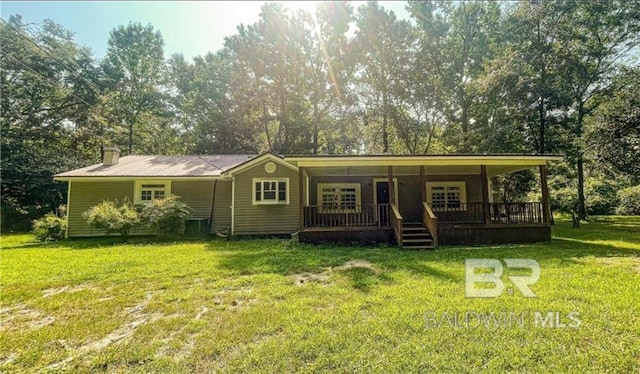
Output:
[
  {"xmin": 206, "ymin": 241, "xmax": 463, "ymax": 283},
  {"xmin": 1, "ymin": 235, "xmax": 194, "ymax": 251},
  {"xmin": 207, "ymin": 232, "xmax": 638, "ymax": 285}
]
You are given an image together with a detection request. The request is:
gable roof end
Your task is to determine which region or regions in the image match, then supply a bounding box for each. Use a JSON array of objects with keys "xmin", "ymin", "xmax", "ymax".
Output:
[{"xmin": 223, "ymin": 151, "xmax": 298, "ymax": 176}]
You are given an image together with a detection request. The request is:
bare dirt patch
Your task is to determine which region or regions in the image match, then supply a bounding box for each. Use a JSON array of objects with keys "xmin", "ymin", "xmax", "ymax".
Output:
[
  {"xmin": 46, "ymin": 292, "xmax": 163, "ymax": 370},
  {"xmin": 289, "ymin": 259, "xmax": 377, "ymax": 286},
  {"xmin": 228, "ymin": 298, "xmax": 258, "ymax": 311},
  {"xmin": 595, "ymin": 257, "xmax": 640, "ymax": 273},
  {"xmin": 0, "ymin": 303, "xmax": 54, "ymax": 332},
  {"xmin": 154, "ymin": 305, "xmax": 210, "ymax": 360},
  {"xmin": 289, "ymin": 272, "xmax": 331, "ymax": 286},
  {"xmin": 0, "ymin": 353, "xmax": 18, "ymax": 367},
  {"xmin": 41, "ymin": 284, "xmax": 93, "ymax": 298},
  {"xmin": 334, "ymin": 260, "xmax": 375, "ymax": 271}
]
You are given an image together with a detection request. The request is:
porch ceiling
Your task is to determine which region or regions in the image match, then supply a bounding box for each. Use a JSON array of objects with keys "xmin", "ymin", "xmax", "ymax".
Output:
[{"xmin": 302, "ymin": 164, "xmax": 536, "ymax": 177}]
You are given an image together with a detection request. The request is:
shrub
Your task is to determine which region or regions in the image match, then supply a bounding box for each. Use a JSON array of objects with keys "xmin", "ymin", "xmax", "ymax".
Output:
[
  {"xmin": 549, "ymin": 187, "xmax": 578, "ymax": 214},
  {"xmin": 83, "ymin": 199, "xmax": 140, "ymax": 240},
  {"xmin": 2, "ymin": 198, "xmax": 43, "ymax": 233},
  {"xmin": 32, "ymin": 213, "xmax": 67, "ymax": 241},
  {"xmin": 585, "ymin": 179, "xmax": 619, "ymax": 215},
  {"xmin": 616, "ymin": 185, "xmax": 640, "ymax": 215},
  {"xmin": 138, "ymin": 195, "xmax": 191, "ymax": 238}
]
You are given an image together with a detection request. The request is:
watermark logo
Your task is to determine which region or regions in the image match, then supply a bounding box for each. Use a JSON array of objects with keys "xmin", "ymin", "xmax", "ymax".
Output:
[
  {"xmin": 424, "ymin": 310, "xmax": 581, "ymax": 329},
  {"xmin": 465, "ymin": 259, "xmax": 540, "ymax": 298}
]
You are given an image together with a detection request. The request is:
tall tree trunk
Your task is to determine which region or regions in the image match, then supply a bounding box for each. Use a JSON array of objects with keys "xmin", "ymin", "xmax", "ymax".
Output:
[
  {"xmin": 312, "ymin": 97, "xmax": 319, "ymax": 155},
  {"xmin": 576, "ymin": 103, "xmax": 587, "ymax": 220},
  {"xmin": 128, "ymin": 124, "xmax": 133, "ymax": 155},
  {"xmin": 382, "ymin": 91, "xmax": 389, "ymax": 153},
  {"xmin": 577, "ymin": 154, "xmax": 586, "ymax": 220},
  {"xmin": 537, "ymin": 17, "xmax": 546, "ymax": 155},
  {"xmin": 461, "ymin": 103, "xmax": 469, "ymax": 153}
]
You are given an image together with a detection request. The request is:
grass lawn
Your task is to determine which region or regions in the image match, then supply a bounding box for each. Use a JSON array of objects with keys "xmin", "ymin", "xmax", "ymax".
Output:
[{"xmin": 1, "ymin": 217, "xmax": 639, "ymax": 372}]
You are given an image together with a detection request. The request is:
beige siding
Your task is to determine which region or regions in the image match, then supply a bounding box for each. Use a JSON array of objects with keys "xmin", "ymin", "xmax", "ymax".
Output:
[
  {"xmin": 68, "ymin": 181, "xmax": 134, "ymax": 237},
  {"xmin": 69, "ymin": 179, "xmax": 232, "ymax": 237},
  {"xmin": 211, "ymin": 180, "xmax": 232, "ymax": 233},
  {"xmin": 234, "ymin": 161, "xmax": 299, "ymax": 235},
  {"xmin": 172, "ymin": 180, "xmax": 231, "ymax": 234},
  {"xmin": 172, "ymin": 180, "xmax": 214, "ymax": 220}
]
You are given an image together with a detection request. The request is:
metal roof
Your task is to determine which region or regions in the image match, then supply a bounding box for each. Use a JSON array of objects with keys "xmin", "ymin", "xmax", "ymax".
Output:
[
  {"xmin": 55, "ymin": 153, "xmax": 563, "ymax": 179},
  {"xmin": 55, "ymin": 155, "xmax": 257, "ymax": 178}
]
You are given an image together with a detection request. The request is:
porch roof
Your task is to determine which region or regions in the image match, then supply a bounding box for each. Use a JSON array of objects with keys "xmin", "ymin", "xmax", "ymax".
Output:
[{"xmin": 286, "ymin": 154, "xmax": 562, "ymax": 177}]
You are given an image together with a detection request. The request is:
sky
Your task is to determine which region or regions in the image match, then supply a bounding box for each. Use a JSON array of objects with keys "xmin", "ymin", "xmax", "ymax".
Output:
[{"xmin": 1, "ymin": 1, "xmax": 411, "ymax": 60}]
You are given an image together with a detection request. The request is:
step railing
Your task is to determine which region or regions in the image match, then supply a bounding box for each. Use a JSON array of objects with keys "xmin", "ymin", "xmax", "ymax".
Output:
[
  {"xmin": 390, "ymin": 203, "xmax": 403, "ymax": 247},
  {"xmin": 422, "ymin": 202, "xmax": 438, "ymax": 247}
]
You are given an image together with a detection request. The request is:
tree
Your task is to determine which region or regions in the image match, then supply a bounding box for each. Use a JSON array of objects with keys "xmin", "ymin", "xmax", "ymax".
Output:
[
  {"xmin": 354, "ymin": 1, "xmax": 413, "ymax": 153},
  {"xmin": 168, "ymin": 51, "xmax": 256, "ymax": 154},
  {"xmin": 587, "ymin": 67, "xmax": 640, "ymax": 184},
  {"xmin": 1, "ymin": 16, "xmax": 98, "ymax": 230},
  {"xmin": 553, "ymin": 1, "xmax": 640, "ymax": 219},
  {"xmin": 473, "ymin": 1, "xmax": 569, "ymax": 155},
  {"xmin": 301, "ymin": 2, "xmax": 356, "ymax": 154},
  {"xmin": 100, "ymin": 22, "xmax": 175, "ymax": 155}
]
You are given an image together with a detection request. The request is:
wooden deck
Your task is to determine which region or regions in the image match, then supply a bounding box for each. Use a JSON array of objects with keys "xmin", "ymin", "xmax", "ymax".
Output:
[{"xmin": 300, "ymin": 202, "xmax": 549, "ymax": 247}]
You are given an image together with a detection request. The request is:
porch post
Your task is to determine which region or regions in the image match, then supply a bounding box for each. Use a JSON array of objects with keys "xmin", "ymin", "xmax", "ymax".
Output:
[
  {"xmin": 299, "ymin": 166, "xmax": 305, "ymax": 230},
  {"xmin": 387, "ymin": 166, "xmax": 395, "ymax": 204},
  {"xmin": 540, "ymin": 164, "xmax": 550, "ymax": 224},
  {"xmin": 481, "ymin": 165, "xmax": 491, "ymax": 224},
  {"xmin": 419, "ymin": 165, "xmax": 426, "ymax": 203}
]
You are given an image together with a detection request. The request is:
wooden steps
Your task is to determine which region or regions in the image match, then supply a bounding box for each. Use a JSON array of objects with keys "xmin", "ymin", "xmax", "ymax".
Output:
[{"xmin": 401, "ymin": 222, "xmax": 435, "ymax": 250}]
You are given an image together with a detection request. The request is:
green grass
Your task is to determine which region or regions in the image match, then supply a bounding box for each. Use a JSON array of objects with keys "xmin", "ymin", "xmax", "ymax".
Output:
[{"xmin": 1, "ymin": 216, "xmax": 639, "ymax": 373}]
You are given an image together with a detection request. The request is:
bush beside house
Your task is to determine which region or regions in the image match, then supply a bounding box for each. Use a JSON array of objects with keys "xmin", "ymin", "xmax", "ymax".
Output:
[
  {"xmin": 82, "ymin": 196, "xmax": 192, "ymax": 240},
  {"xmin": 138, "ymin": 195, "xmax": 191, "ymax": 239},
  {"xmin": 32, "ymin": 212, "xmax": 67, "ymax": 242},
  {"xmin": 83, "ymin": 199, "xmax": 140, "ymax": 240}
]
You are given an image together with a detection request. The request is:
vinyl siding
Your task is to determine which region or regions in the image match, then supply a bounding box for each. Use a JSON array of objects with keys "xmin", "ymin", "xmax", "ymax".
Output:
[
  {"xmin": 172, "ymin": 180, "xmax": 216, "ymax": 234},
  {"xmin": 69, "ymin": 179, "xmax": 232, "ymax": 237},
  {"xmin": 67, "ymin": 181, "xmax": 134, "ymax": 237},
  {"xmin": 234, "ymin": 161, "xmax": 299, "ymax": 235},
  {"xmin": 211, "ymin": 180, "xmax": 232, "ymax": 233}
]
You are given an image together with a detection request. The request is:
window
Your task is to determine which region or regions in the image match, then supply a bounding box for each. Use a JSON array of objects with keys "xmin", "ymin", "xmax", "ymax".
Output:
[
  {"xmin": 253, "ymin": 178, "xmax": 288, "ymax": 204},
  {"xmin": 135, "ymin": 181, "xmax": 170, "ymax": 204},
  {"xmin": 426, "ymin": 182, "xmax": 466, "ymax": 211},
  {"xmin": 317, "ymin": 183, "xmax": 361, "ymax": 212}
]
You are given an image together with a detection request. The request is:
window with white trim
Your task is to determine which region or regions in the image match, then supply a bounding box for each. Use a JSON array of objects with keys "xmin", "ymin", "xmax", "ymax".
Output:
[
  {"xmin": 135, "ymin": 181, "xmax": 171, "ymax": 204},
  {"xmin": 317, "ymin": 183, "xmax": 361, "ymax": 212},
  {"xmin": 253, "ymin": 178, "xmax": 288, "ymax": 204},
  {"xmin": 426, "ymin": 182, "xmax": 466, "ymax": 211}
]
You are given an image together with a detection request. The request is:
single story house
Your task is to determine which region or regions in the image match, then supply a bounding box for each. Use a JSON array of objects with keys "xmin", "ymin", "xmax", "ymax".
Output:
[{"xmin": 54, "ymin": 148, "xmax": 562, "ymax": 248}]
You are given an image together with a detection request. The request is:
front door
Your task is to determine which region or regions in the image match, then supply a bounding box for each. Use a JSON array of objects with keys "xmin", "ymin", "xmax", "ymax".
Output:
[{"xmin": 375, "ymin": 181, "xmax": 391, "ymax": 226}]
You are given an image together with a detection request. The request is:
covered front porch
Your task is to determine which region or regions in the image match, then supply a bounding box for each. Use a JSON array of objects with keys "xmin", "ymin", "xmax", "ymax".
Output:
[{"xmin": 287, "ymin": 155, "xmax": 560, "ymax": 248}]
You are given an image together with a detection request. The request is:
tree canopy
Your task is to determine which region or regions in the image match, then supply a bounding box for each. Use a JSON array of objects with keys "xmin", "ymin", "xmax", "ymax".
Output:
[{"xmin": 1, "ymin": 1, "xmax": 638, "ymax": 229}]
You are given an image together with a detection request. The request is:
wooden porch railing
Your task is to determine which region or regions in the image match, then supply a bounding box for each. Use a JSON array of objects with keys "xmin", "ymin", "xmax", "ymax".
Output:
[
  {"xmin": 422, "ymin": 202, "xmax": 438, "ymax": 247},
  {"xmin": 489, "ymin": 202, "xmax": 544, "ymax": 224},
  {"xmin": 390, "ymin": 203, "xmax": 403, "ymax": 247},
  {"xmin": 432, "ymin": 202, "xmax": 545, "ymax": 225},
  {"xmin": 303, "ymin": 204, "xmax": 390, "ymax": 228}
]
